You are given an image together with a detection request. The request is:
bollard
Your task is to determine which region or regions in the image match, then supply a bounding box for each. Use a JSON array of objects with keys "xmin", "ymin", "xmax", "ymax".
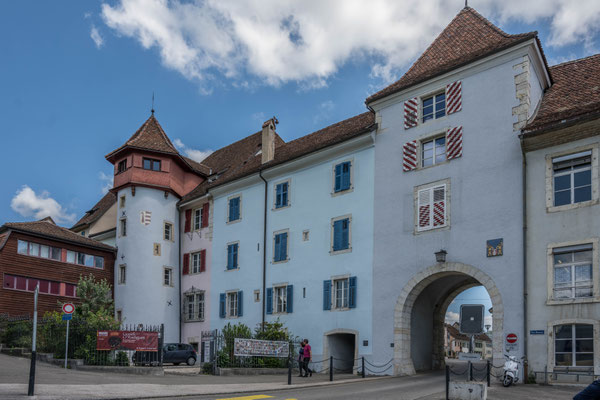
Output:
[
  {"xmin": 468, "ymin": 361, "xmax": 473, "ymax": 381},
  {"xmin": 486, "ymin": 360, "xmax": 490, "ymax": 387},
  {"xmin": 544, "ymin": 365, "xmax": 548, "ymax": 385},
  {"xmin": 287, "ymin": 357, "xmax": 292, "ymax": 385},
  {"xmin": 329, "ymin": 356, "xmax": 333, "ymax": 382},
  {"xmin": 362, "ymin": 357, "xmax": 365, "ymax": 378},
  {"xmin": 445, "ymin": 365, "xmax": 450, "ymax": 400}
]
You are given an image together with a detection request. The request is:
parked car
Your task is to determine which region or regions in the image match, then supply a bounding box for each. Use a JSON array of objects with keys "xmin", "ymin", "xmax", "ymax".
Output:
[
  {"xmin": 162, "ymin": 343, "xmax": 197, "ymax": 366},
  {"xmin": 132, "ymin": 343, "xmax": 197, "ymax": 366}
]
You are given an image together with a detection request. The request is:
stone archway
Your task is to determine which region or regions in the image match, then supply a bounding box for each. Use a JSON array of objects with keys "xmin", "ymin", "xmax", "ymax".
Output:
[{"xmin": 393, "ymin": 262, "xmax": 503, "ymax": 376}]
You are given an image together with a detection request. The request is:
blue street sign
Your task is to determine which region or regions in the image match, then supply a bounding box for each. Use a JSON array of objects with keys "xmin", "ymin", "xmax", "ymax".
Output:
[
  {"xmin": 62, "ymin": 314, "xmax": 72, "ymax": 321},
  {"xmin": 530, "ymin": 330, "xmax": 544, "ymax": 335}
]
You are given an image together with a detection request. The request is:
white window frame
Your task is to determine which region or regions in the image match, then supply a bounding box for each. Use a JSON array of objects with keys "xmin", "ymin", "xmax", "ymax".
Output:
[
  {"xmin": 332, "ymin": 276, "xmax": 350, "ymax": 310},
  {"xmin": 119, "ymin": 195, "xmax": 126, "ymax": 209},
  {"xmin": 330, "ymin": 214, "xmax": 352, "ymax": 255},
  {"xmin": 420, "ymin": 90, "xmax": 446, "ymax": 123},
  {"xmin": 419, "ymin": 132, "xmax": 447, "ymax": 168},
  {"xmin": 163, "ymin": 221, "xmax": 174, "ymax": 241},
  {"xmin": 274, "ymin": 285, "xmax": 288, "ymax": 314},
  {"xmin": 546, "ymin": 238, "xmax": 599, "ymax": 305},
  {"xmin": 118, "ymin": 264, "xmax": 126, "ymax": 285},
  {"xmin": 547, "ymin": 319, "xmax": 599, "ymax": 372},
  {"xmin": 331, "ymin": 158, "xmax": 354, "ymax": 197},
  {"xmin": 226, "ymin": 291, "xmax": 238, "ymax": 318},
  {"xmin": 272, "ymin": 229, "xmax": 290, "ymax": 264},
  {"xmin": 226, "ymin": 194, "xmax": 242, "ymax": 224},
  {"xmin": 191, "ymin": 251, "xmax": 203, "ymax": 274},
  {"xmin": 193, "ymin": 207, "xmax": 203, "ymax": 231},
  {"xmin": 414, "ymin": 179, "xmax": 450, "ymax": 233},
  {"xmin": 545, "ymin": 144, "xmax": 599, "ymax": 213},
  {"xmin": 273, "ymin": 179, "xmax": 291, "ymax": 210},
  {"xmin": 183, "ymin": 290, "xmax": 205, "ymax": 322},
  {"xmin": 163, "ymin": 267, "xmax": 173, "ymax": 287}
]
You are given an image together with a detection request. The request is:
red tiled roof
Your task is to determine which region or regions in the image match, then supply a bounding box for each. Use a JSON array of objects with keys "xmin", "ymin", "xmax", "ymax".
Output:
[
  {"xmin": 366, "ymin": 7, "xmax": 537, "ymax": 104},
  {"xmin": 524, "ymin": 53, "xmax": 600, "ymax": 133},
  {"xmin": 71, "ymin": 191, "xmax": 117, "ymax": 231},
  {"xmin": 105, "ymin": 115, "xmax": 210, "ymax": 176},
  {"xmin": 446, "ymin": 324, "xmax": 491, "ymax": 343},
  {"xmin": 1, "ymin": 219, "xmax": 115, "ymax": 251},
  {"xmin": 180, "ymin": 112, "xmax": 376, "ymax": 205}
]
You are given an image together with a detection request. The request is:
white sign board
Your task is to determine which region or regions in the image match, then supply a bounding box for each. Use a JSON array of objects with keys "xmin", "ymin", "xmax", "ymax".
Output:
[
  {"xmin": 233, "ymin": 338, "xmax": 289, "ymax": 358},
  {"xmin": 458, "ymin": 352, "xmax": 481, "ymax": 361}
]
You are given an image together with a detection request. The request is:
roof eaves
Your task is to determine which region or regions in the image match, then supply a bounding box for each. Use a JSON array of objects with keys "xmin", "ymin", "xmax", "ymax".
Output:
[
  {"xmin": 522, "ymin": 110, "xmax": 600, "ymax": 138},
  {"xmin": 0, "ymin": 230, "xmax": 10, "ymax": 251},
  {"xmin": 7, "ymin": 226, "xmax": 116, "ymax": 253},
  {"xmin": 366, "ymin": 34, "xmax": 536, "ymax": 105}
]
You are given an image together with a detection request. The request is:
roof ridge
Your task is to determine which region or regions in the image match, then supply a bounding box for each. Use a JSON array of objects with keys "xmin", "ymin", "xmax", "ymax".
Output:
[{"xmin": 284, "ymin": 111, "xmax": 373, "ymax": 146}]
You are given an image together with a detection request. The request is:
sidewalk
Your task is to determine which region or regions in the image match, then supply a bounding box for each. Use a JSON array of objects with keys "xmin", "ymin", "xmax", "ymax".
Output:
[{"xmin": 0, "ymin": 353, "xmax": 380, "ymax": 399}]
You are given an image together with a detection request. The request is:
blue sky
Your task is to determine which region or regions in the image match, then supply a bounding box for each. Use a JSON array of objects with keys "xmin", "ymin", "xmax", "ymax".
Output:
[{"xmin": 1, "ymin": 1, "xmax": 598, "ymax": 226}]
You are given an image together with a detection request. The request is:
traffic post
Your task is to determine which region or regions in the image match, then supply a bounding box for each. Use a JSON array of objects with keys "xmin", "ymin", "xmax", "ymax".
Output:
[
  {"xmin": 27, "ymin": 283, "xmax": 39, "ymax": 396},
  {"xmin": 62, "ymin": 303, "xmax": 75, "ymax": 369}
]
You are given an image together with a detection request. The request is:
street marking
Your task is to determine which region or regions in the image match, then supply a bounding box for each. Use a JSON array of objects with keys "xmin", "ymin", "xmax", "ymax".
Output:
[{"xmin": 215, "ymin": 395, "xmax": 273, "ymax": 400}]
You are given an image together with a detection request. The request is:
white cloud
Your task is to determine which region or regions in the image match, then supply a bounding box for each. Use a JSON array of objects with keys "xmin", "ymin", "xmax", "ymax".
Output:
[
  {"xmin": 101, "ymin": 0, "xmax": 600, "ymax": 91},
  {"xmin": 174, "ymin": 138, "xmax": 213, "ymax": 162},
  {"xmin": 445, "ymin": 311, "xmax": 459, "ymax": 325},
  {"xmin": 98, "ymin": 171, "xmax": 113, "ymax": 195},
  {"xmin": 11, "ymin": 186, "xmax": 76, "ymax": 225},
  {"xmin": 90, "ymin": 25, "xmax": 104, "ymax": 48},
  {"xmin": 313, "ymin": 100, "xmax": 335, "ymax": 124}
]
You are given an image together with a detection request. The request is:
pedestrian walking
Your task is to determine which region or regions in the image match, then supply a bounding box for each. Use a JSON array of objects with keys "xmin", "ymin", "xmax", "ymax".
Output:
[
  {"xmin": 302, "ymin": 339, "xmax": 312, "ymax": 377},
  {"xmin": 573, "ymin": 379, "xmax": 600, "ymax": 400},
  {"xmin": 298, "ymin": 341, "xmax": 305, "ymax": 377}
]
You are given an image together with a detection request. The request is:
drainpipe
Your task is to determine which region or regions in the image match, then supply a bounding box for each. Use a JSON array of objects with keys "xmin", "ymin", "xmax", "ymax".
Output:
[
  {"xmin": 259, "ymin": 170, "xmax": 268, "ymax": 331},
  {"xmin": 520, "ymin": 139, "xmax": 528, "ymax": 364},
  {"xmin": 178, "ymin": 207, "xmax": 183, "ymax": 343}
]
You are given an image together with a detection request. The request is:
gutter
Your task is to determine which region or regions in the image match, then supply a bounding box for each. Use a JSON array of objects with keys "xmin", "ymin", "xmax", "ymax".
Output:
[
  {"xmin": 520, "ymin": 138, "xmax": 528, "ymax": 366},
  {"xmin": 259, "ymin": 170, "xmax": 268, "ymax": 331}
]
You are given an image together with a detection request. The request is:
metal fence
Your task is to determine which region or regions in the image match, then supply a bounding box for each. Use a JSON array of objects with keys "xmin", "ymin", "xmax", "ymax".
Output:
[
  {"xmin": 445, "ymin": 360, "xmax": 491, "ymax": 400},
  {"xmin": 0, "ymin": 315, "xmax": 163, "ymax": 367},
  {"xmin": 214, "ymin": 333, "xmax": 302, "ymax": 369}
]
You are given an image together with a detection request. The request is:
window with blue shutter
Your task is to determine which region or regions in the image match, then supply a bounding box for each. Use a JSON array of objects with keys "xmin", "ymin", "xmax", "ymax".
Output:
[
  {"xmin": 323, "ymin": 280, "xmax": 331, "ymax": 310},
  {"xmin": 287, "ymin": 285, "xmax": 293, "ymax": 313},
  {"xmin": 266, "ymin": 288, "xmax": 273, "ymax": 314},
  {"xmin": 275, "ymin": 182, "xmax": 289, "ymax": 209},
  {"xmin": 228, "ymin": 196, "xmax": 240, "ymax": 222},
  {"xmin": 219, "ymin": 293, "xmax": 226, "ymax": 318},
  {"xmin": 332, "ymin": 218, "xmax": 350, "ymax": 252},
  {"xmin": 237, "ymin": 290, "xmax": 243, "ymax": 317},
  {"xmin": 227, "ymin": 243, "xmax": 238, "ymax": 269},
  {"xmin": 348, "ymin": 276, "xmax": 357, "ymax": 309},
  {"xmin": 274, "ymin": 232, "xmax": 288, "ymax": 262},
  {"xmin": 334, "ymin": 161, "xmax": 351, "ymax": 192}
]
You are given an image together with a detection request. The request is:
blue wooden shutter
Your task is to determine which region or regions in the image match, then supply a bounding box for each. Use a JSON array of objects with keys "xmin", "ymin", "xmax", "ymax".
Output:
[
  {"xmin": 219, "ymin": 293, "xmax": 226, "ymax": 318},
  {"xmin": 341, "ymin": 219, "xmax": 349, "ymax": 249},
  {"xmin": 228, "ymin": 199, "xmax": 234, "ymax": 221},
  {"xmin": 342, "ymin": 162, "xmax": 351, "ymax": 190},
  {"xmin": 333, "ymin": 220, "xmax": 342, "ymax": 251},
  {"xmin": 323, "ymin": 280, "xmax": 331, "ymax": 310},
  {"xmin": 234, "ymin": 198, "xmax": 240, "ymax": 220},
  {"xmin": 281, "ymin": 233, "xmax": 287, "ymax": 260},
  {"xmin": 227, "ymin": 245, "xmax": 233, "ymax": 269},
  {"xmin": 266, "ymin": 288, "xmax": 273, "ymax": 314},
  {"xmin": 275, "ymin": 184, "xmax": 282, "ymax": 207},
  {"xmin": 237, "ymin": 290, "xmax": 243, "ymax": 317},
  {"xmin": 287, "ymin": 285, "xmax": 293, "ymax": 313},
  {"xmin": 334, "ymin": 164, "xmax": 342, "ymax": 192},
  {"xmin": 274, "ymin": 234, "xmax": 281, "ymax": 261},
  {"xmin": 282, "ymin": 182, "xmax": 288, "ymax": 206},
  {"xmin": 348, "ymin": 277, "xmax": 357, "ymax": 309},
  {"xmin": 233, "ymin": 244, "xmax": 238, "ymax": 268}
]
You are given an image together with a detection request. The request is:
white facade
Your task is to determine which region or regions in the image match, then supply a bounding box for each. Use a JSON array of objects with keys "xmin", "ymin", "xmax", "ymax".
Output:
[{"xmin": 114, "ymin": 187, "xmax": 181, "ymax": 342}]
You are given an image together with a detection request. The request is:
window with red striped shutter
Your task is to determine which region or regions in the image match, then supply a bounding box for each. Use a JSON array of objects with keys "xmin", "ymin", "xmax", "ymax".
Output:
[
  {"xmin": 184, "ymin": 209, "xmax": 192, "ymax": 233},
  {"xmin": 182, "ymin": 253, "xmax": 190, "ymax": 275},
  {"xmin": 417, "ymin": 183, "xmax": 447, "ymax": 232},
  {"xmin": 200, "ymin": 250, "xmax": 206, "ymax": 272}
]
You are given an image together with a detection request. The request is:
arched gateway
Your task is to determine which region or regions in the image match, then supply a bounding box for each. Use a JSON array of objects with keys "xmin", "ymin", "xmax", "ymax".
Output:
[{"xmin": 393, "ymin": 262, "xmax": 504, "ymax": 376}]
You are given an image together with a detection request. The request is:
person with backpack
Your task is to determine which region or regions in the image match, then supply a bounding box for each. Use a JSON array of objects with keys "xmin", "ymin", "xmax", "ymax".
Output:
[
  {"xmin": 302, "ymin": 339, "xmax": 312, "ymax": 377},
  {"xmin": 297, "ymin": 342, "xmax": 305, "ymax": 377}
]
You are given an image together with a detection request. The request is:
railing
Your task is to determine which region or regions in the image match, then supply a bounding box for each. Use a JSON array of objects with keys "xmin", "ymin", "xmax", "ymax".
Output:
[
  {"xmin": 534, "ymin": 367, "xmax": 599, "ymax": 385},
  {"xmin": 445, "ymin": 360, "xmax": 491, "ymax": 400}
]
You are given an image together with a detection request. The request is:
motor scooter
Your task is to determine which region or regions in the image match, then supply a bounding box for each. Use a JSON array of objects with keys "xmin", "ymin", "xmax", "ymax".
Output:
[{"xmin": 502, "ymin": 354, "xmax": 520, "ymax": 387}]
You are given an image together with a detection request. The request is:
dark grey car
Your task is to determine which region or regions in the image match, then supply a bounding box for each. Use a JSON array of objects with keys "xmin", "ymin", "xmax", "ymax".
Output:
[{"xmin": 162, "ymin": 343, "xmax": 197, "ymax": 366}]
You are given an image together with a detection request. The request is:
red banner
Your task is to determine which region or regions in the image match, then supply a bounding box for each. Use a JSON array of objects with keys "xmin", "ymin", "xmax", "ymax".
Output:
[{"xmin": 96, "ymin": 330, "xmax": 158, "ymax": 351}]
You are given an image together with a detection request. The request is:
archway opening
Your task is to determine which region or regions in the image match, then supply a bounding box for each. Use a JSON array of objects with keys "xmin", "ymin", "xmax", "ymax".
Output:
[
  {"xmin": 327, "ymin": 333, "xmax": 356, "ymax": 372},
  {"xmin": 393, "ymin": 263, "xmax": 503, "ymax": 376}
]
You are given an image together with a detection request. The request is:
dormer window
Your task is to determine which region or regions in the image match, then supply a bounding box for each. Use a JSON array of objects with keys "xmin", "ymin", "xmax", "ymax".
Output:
[
  {"xmin": 422, "ymin": 92, "xmax": 446, "ymax": 122},
  {"xmin": 118, "ymin": 159, "xmax": 127, "ymax": 174},
  {"xmin": 143, "ymin": 158, "xmax": 161, "ymax": 171}
]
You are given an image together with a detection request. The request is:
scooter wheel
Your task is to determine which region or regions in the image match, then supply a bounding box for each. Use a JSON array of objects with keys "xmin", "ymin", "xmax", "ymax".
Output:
[{"xmin": 503, "ymin": 375, "xmax": 513, "ymax": 387}]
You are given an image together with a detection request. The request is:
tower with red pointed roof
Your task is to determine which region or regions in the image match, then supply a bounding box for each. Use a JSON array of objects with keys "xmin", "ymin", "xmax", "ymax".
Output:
[{"xmin": 105, "ymin": 114, "xmax": 208, "ymax": 342}]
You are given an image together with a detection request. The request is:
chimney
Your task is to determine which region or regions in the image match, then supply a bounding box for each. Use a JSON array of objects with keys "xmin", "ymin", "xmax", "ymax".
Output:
[{"xmin": 261, "ymin": 117, "xmax": 278, "ymax": 164}]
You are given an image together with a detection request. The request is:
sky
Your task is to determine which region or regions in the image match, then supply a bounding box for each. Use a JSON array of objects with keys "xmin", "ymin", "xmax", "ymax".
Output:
[{"xmin": 4, "ymin": 0, "xmax": 594, "ymax": 328}]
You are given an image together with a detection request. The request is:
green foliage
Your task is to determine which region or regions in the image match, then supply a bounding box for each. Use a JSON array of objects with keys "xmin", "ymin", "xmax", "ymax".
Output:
[
  {"xmin": 74, "ymin": 274, "xmax": 114, "ymax": 317},
  {"xmin": 526, "ymin": 371, "xmax": 536, "ymax": 384},
  {"xmin": 115, "ymin": 351, "xmax": 129, "ymax": 366},
  {"xmin": 254, "ymin": 318, "xmax": 290, "ymax": 341},
  {"xmin": 0, "ymin": 320, "xmax": 31, "ymax": 348},
  {"xmin": 222, "ymin": 322, "xmax": 252, "ymax": 340},
  {"xmin": 202, "ymin": 362, "xmax": 213, "ymax": 374}
]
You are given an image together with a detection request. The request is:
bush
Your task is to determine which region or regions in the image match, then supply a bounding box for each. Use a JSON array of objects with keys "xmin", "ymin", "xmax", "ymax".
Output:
[
  {"xmin": 0, "ymin": 320, "xmax": 31, "ymax": 348},
  {"xmin": 202, "ymin": 362, "xmax": 213, "ymax": 374},
  {"xmin": 115, "ymin": 351, "xmax": 129, "ymax": 366}
]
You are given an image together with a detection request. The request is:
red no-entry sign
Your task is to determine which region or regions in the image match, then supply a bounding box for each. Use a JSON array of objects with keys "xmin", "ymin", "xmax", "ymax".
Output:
[
  {"xmin": 62, "ymin": 303, "xmax": 75, "ymax": 314},
  {"xmin": 506, "ymin": 333, "xmax": 518, "ymax": 344}
]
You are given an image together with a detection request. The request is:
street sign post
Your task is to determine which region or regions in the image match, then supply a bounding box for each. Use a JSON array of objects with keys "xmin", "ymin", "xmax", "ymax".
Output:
[
  {"xmin": 505, "ymin": 333, "xmax": 518, "ymax": 352},
  {"xmin": 62, "ymin": 303, "xmax": 75, "ymax": 369},
  {"xmin": 28, "ymin": 283, "xmax": 39, "ymax": 396}
]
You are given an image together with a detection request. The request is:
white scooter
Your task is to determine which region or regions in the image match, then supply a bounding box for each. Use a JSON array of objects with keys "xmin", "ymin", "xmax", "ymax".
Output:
[{"xmin": 502, "ymin": 355, "xmax": 520, "ymax": 387}]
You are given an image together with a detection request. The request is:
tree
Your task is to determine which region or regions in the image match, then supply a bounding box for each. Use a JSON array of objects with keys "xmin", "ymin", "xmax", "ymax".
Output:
[{"xmin": 75, "ymin": 274, "xmax": 114, "ymax": 317}]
